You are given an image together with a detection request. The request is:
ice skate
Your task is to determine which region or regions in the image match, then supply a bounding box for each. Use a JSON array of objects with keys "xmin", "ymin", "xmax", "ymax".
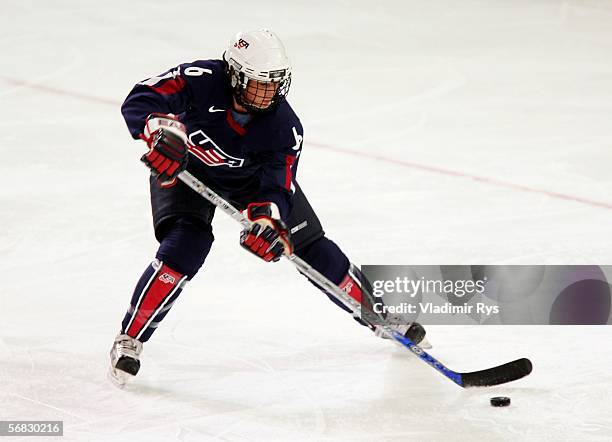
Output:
[{"xmin": 108, "ymin": 334, "xmax": 143, "ymax": 388}]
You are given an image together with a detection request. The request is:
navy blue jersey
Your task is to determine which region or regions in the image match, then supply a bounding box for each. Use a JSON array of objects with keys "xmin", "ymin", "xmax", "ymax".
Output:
[{"xmin": 121, "ymin": 59, "xmax": 303, "ymax": 218}]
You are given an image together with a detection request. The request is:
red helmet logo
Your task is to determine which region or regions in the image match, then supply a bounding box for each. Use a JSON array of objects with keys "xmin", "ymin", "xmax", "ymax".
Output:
[{"xmin": 234, "ymin": 38, "xmax": 250, "ymax": 49}]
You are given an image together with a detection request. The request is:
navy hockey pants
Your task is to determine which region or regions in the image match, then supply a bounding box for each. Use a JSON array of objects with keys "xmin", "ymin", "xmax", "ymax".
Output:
[{"xmin": 120, "ymin": 180, "xmax": 353, "ymax": 342}]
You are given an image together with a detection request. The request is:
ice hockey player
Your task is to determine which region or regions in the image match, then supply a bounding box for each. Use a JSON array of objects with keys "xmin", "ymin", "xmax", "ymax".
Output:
[{"xmin": 109, "ymin": 29, "xmax": 426, "ymax": 386}]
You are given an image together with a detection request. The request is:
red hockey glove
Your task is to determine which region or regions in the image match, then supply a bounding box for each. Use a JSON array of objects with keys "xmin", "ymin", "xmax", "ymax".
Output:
[
  {"xmin": 141, "ymin": 114, "xmax": 188, "ymax": 186},
  {"xmin": 240, "ymin": 202, "xmax": 293, "ymax": 262}
]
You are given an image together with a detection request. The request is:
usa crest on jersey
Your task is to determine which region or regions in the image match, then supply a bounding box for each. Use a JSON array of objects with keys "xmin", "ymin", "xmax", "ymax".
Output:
[{"xmin": 188, "ymin": 130, "xmax": 245, "ymax": 168}]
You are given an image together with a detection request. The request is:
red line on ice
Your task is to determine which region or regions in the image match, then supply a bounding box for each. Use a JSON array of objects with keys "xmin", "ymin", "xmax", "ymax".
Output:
[
  {"xmin": 0, "ymin": 75, "xmax": 119, "ymax": 106},
  {"xmin": 3, "ymin": 75, "xmax": 611, "ymax": 211},
  {"xmin": 306, "ymin": 141, "xmax": 612, "ymax": 210}
]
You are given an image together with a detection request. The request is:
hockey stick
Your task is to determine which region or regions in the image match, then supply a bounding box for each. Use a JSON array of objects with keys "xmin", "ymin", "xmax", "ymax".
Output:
[{"xmin": 177, "ymin": 170, "xmax": 532, "ymax": 388}]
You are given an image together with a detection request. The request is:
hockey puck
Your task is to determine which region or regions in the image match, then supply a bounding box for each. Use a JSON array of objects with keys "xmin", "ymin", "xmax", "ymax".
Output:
[{"xmin": 490, "ymin": 396, "xmax": 511, "ymax": 407}]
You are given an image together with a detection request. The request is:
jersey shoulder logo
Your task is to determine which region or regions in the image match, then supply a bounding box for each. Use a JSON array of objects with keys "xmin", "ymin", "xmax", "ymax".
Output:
[
  {"xmin": 208, "ymin": 106, "xmax": 225, "ymax": 113},
  {"xmin": 188, "ymin": 130, "xmax": 245, "ymax": 168}
]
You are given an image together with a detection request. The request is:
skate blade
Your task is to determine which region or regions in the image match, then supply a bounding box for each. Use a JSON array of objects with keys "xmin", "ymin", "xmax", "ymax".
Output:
[{"xmin": 107, "ymin": 367, "xmax": 134, "ymax": 389}]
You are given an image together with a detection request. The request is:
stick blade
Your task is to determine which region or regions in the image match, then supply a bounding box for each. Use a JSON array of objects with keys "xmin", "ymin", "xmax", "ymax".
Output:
[{"xmin": 461, "ymin": 358, "xmax": 532, "ymax": 388}]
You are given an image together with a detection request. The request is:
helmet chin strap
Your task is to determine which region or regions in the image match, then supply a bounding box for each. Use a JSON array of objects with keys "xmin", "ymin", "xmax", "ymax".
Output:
[{"xmin": 231, "ymin": 96, "xmax": 249, "ymax": 114}]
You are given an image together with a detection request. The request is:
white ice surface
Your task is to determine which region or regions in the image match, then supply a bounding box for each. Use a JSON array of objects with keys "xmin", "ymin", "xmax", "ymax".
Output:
[{"xmin": 2, "ymin": 0, "xmax": 612, "ymax": 440}]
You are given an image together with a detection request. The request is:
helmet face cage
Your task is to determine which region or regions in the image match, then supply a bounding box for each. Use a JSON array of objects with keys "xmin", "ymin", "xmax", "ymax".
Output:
[{"xmin": 228, "ymin": 66, "xmax": 291, "ymax": 114}]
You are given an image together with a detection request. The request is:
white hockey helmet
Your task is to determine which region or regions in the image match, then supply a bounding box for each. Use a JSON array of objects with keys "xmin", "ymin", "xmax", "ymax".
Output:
[{"xmin": 223, "ymin": 29, "xmax": 292, "ymax": 113}]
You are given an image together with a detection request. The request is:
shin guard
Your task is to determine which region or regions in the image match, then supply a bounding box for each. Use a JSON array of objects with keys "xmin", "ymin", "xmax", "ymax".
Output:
[{"xmin": 121, "ymin": 259, "xmax": 187, "ymax": 342}]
